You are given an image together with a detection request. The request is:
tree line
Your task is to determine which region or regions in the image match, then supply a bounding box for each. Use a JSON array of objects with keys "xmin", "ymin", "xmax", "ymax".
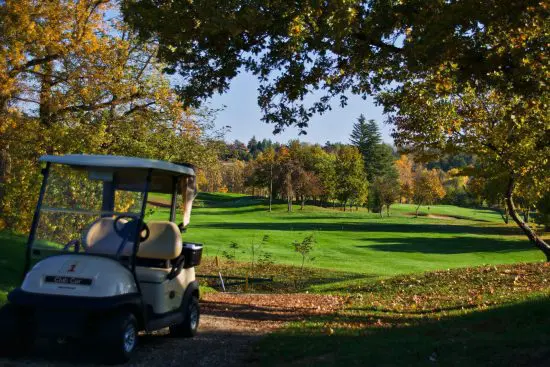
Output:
[{"xmin": 203, "ymin": 116, "xmax": 549, "ymax": 230}]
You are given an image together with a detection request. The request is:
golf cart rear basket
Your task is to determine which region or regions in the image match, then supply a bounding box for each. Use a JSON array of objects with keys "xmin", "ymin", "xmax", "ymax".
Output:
[{"xmin": 183, "ymin": 242, "xmax": 203, "ymax": 268}]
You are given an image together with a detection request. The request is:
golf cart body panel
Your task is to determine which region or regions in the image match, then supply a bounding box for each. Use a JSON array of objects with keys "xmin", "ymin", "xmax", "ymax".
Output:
[
  {"xmin": 2, "ymin": 154, "xmax": 202, "ymax": 361},
  {"xmin": 21, "ymin": 254, "xmax": 138, "ymax": 297}
]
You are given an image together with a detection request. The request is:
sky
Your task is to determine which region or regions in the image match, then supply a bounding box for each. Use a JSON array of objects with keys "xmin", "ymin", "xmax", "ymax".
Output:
[
  {"xmin": 206, "ymin": 71, "xmax": 395, "ymax": 146},
  {"xmin": 108, "ymin": 7, "xmax": 394, "ymax": 146}
]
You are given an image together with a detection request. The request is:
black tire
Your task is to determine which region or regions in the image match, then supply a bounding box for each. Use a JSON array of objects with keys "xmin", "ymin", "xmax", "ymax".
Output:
[
  {"xmin": 0, "ymin": 303, "xmax": 34, "ymax": 357},
  {"xmin": 99, "ymin": 311, "xmax": 138, "ymax": 364},
  {"xmin": 169, "ymin": 295, "xmax": 200, "ymax": 338}
]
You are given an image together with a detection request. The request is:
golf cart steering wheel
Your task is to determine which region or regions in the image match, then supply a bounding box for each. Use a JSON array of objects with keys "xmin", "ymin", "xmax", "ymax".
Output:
[
  {"xmin": 63, "ymin": 239, "xmax": 81, "ymax": 253},
  {"xmin": 113, "ymin": 215, "xmax": 150, "ymax": 242}
]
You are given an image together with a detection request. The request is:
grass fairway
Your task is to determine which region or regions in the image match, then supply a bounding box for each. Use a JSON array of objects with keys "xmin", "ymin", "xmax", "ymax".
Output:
[
  {"xmin": 0, "ymin": 193, "xmax": 545, "ymax": 301},
  {"xmin": 150, "ymin": 193, "xmax": 544, "ymax": 278}
]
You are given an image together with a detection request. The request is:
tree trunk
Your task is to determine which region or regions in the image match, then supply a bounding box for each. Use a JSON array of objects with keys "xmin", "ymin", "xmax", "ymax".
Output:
[
  {"xmin": 39, "ymin": 59, "xmax": 55, "ymax": 154},
  {"xmin": 500, "ymin": 202, "xmax": 509, "ymax": 224},
  {"xmin": 300, "ymin": 196, "xmax": 305, "ymax": 210},
  {"xmin": 0, "ymin": 145, "xmax": 10, "ymax": 208},
  {"xmin": 415, "ymin": 203, "xmax": 421, "ymax": 217},
  {"xmin": 287, "ymin": 194, "xmax": 292, "ymax": 212},
  {"xmin": 269, "ymin": 166, "xmax": 273, "ymax": 212},
  {"xmin": 386, "ymin": 204, "xmax": 390, "ymax": 217},
  {"xmin": 505, "ymin": 176, "xmax": 550, "ymax": 261}
]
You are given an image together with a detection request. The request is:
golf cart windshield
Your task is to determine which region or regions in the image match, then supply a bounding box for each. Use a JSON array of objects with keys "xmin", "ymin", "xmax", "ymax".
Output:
[{"xmin": 31, "ymin": 164, "xmax": 147, "ymax": 259}]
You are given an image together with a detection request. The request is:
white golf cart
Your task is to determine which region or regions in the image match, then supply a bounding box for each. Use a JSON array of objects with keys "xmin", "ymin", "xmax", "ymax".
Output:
[{"xmin": 0, "ymin": 155, "xmax": 203, "ymax": 363}]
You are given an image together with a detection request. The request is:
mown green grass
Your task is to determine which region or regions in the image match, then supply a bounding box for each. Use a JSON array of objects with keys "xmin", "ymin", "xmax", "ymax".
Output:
[
  {"xmin": 148, "ymin": 193, "xmax": 544, "ymax": 277},
  {"xmin": 0, "ymin": 193, "xmax": 546, "ymax": 301}
]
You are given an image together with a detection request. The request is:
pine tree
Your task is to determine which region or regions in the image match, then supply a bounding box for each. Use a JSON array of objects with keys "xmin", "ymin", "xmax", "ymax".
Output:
[
  {"xmin": 351, "ymin": 115, "xmax": 394, "ymax": 182},
  {"xmin": 247, "ymin": 136, "xmax": 258, "ymax": 157}
]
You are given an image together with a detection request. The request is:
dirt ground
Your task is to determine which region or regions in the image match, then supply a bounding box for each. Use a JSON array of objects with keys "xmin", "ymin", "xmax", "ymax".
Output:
[{"xmin": 0, "ymin": 293, "xmax": 344, "ymax": 366}]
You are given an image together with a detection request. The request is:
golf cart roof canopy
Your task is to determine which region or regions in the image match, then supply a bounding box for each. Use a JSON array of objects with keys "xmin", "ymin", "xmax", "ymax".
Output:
[
  {"xmin": 40, "ymin": 154, "xmax": 196, "ymax": 194},
  {"xmin": 40, "ymin": 154, "xmax": 195, "ymax": 177}
]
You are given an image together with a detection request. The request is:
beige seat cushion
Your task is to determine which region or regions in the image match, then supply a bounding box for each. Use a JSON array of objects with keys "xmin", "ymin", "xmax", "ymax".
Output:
[
  {"xmin": 135, "ymin": 266, "xmax": 170, "ymax": 283},
  {"xmin": 84, "ymin": 218, "xmax": 133, "ymax": 256},
  {"xmin": 137, "ymin": 221, "xmax": 182, "ymax": 260}
]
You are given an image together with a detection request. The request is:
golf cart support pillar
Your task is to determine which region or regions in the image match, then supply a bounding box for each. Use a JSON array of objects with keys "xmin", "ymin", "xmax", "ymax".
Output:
[
  {"xmin": 101, "ymin": 180, "xmax": 116, "ymax": 214},
  {"xmin": 23, "ymin": 162, "xmax": 50, "ymax": 276},
  {"xmin": 170, "ymin": 176, "xmax": 178, "ymax": 222}
]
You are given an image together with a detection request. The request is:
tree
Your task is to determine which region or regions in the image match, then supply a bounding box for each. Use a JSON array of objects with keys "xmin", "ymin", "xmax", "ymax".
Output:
[
  {"xmin": 124, "ymin": 1, "xmax": 546, "ymax": 129},
  {"xmin": 123, "ymin": 0, "xmax": 550, "ymax": 256},
  {"xmin": 311, "ymin": 146, "xmax": 337, "ymax": 206},
  {"xmin": 275, "ymin": 146, "xmax": 297, "ymax": 212},
  {"xmin": 334, "ymin": 146, "xmax": 368, "ymax": 211},
  {"xmin": 395, "ymin": 155, "xmax": 415, "ymax": 203},
  {"xmin": 442, "ymin": 168, "xmax": 471, "ymax": 207},
  {"xmin": 292, "ymin": 234, "xmax": 316, "ymax": 284},
  {"xmin": 350, "ymin": 116, "xmax": 379, "ymax": 181},
  {"xmin": 427, "ymin": 154, "xmax": 476, "ymax": 172},
  {"xmin": 221, "ymin": 160, "xmax": 246, "ymax": 193},
  {"xmin": 413, "ymin": 169, "xmax": 446, "ymax": 217},
  {"xmin": 0, "ymin": 1, "xmax": 217, "ymax": 230},
  {"xmin": 371, "ymin": 174, "xmax": 400, "ymax": 217},
  {"xmin": 386, "ymin": 84, "xmax": 549, "ymax": 256},
  {"xmin": 294, "ymin": 170, "xmax": 322, "ymax": 210},
  {"xmin": 251, "ymin": 148, "xmax": 276, "ymax": 211},
  {"xmin": 373, "ymin": 143, "xmax": 398, "ymax": 179},
  {"xmin": 247, "ymin": 136, "xmax": 259, "ymax": 157}
]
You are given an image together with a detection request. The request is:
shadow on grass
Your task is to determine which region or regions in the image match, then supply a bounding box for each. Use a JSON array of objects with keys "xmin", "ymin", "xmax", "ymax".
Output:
[
  {"xmin": 194, "ymin": 221, "xmax": 523, "ymax": 236},
  {"xmin": 360, "ymin": 236, "xmax": 532, "ymax": 254},
  {"xmin": 291, "ymin": 214, "xmax": 496, "ymax": 222},
  {"xmin": 198, "ymin": 206, "xmax": 270, "ymax": 215},
  {"xmin": 256, "ymin": 296, "xmax": 550, "ymax": 366},
  {"xmin": 0, "ymin": 232, "xmax": 26, "ymax": 295},
  {"xmin": 197, "ymin": 193, "xmax": 267, "ymax": 208}
]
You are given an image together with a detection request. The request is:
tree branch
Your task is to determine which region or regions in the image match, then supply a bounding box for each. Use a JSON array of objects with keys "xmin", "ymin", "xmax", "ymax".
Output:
[
  {"xmin": 55, "ymin": 93, "xmax": 143, "ymax": 114},
  {"xmin": 123, "ymin": 101, "xmax": 156, "ymax": 116},
  {"xmin": 504, "ymin": 174, "xmax": 550, "ymax": 260},
  {"xmin": 9, "ymin": 54, "xmax": 60, "ymax": 76},
  {"xmin": 352, "ymin": 32, "xmax": 403, "ymax": 53}
]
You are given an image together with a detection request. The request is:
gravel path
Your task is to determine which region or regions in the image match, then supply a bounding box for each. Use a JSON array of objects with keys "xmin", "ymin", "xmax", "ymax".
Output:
[{"xmin": 0, "ymin": 293, "xmax": 344, "ymax": 366}]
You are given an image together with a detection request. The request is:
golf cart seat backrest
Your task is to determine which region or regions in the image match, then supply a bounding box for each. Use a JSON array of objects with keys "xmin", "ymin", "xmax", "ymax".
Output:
[
  {"xmin": 137, "ymin": 221, "xmax": 182, "ymax": 260},
  {"xmin": 84, "ymin": 218, "xmax": 132, "ymax": 256}
]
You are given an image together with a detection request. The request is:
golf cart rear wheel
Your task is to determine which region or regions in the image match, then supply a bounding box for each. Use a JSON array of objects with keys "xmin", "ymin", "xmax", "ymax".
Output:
[
  {"xmin": 0, "ymin": 303, "xmax": 34, "ymax": 357},
  {"xmin": 99, "ymin": 311, "xmax": 138, "ymax": 364},
  {"xmin": 169, "ymin": 295, "xmax": 200, "ymax": 338}
]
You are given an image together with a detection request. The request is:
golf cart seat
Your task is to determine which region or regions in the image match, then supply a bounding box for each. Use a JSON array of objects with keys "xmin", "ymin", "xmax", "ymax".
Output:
[
  {"xmin": 84, "ymin": 217, "xmax": 131, "ymax": 256},
  {"xmin": 136, "ymin": 221, "xmax": 182, "ymax": 284},
  {"xmin": 137, "ymin": 221, "xmax": 182, "ymax": 260},
  {"xmin": 84, "ymin": 219, "xmax": 183, "ymax": 283}
]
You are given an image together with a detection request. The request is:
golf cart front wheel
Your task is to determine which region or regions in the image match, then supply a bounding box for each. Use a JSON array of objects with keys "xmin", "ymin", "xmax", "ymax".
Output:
[
  {"xmin": 99, "ymin": 311, "xmax": 138, "ymax": 364},
  {"xmin": 170, "ymin": 295, "xmax": 200, "ymax": 338},
  {"xmin": 0, "ymin": 303, "xmax": 34, "ymax": 357}
]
